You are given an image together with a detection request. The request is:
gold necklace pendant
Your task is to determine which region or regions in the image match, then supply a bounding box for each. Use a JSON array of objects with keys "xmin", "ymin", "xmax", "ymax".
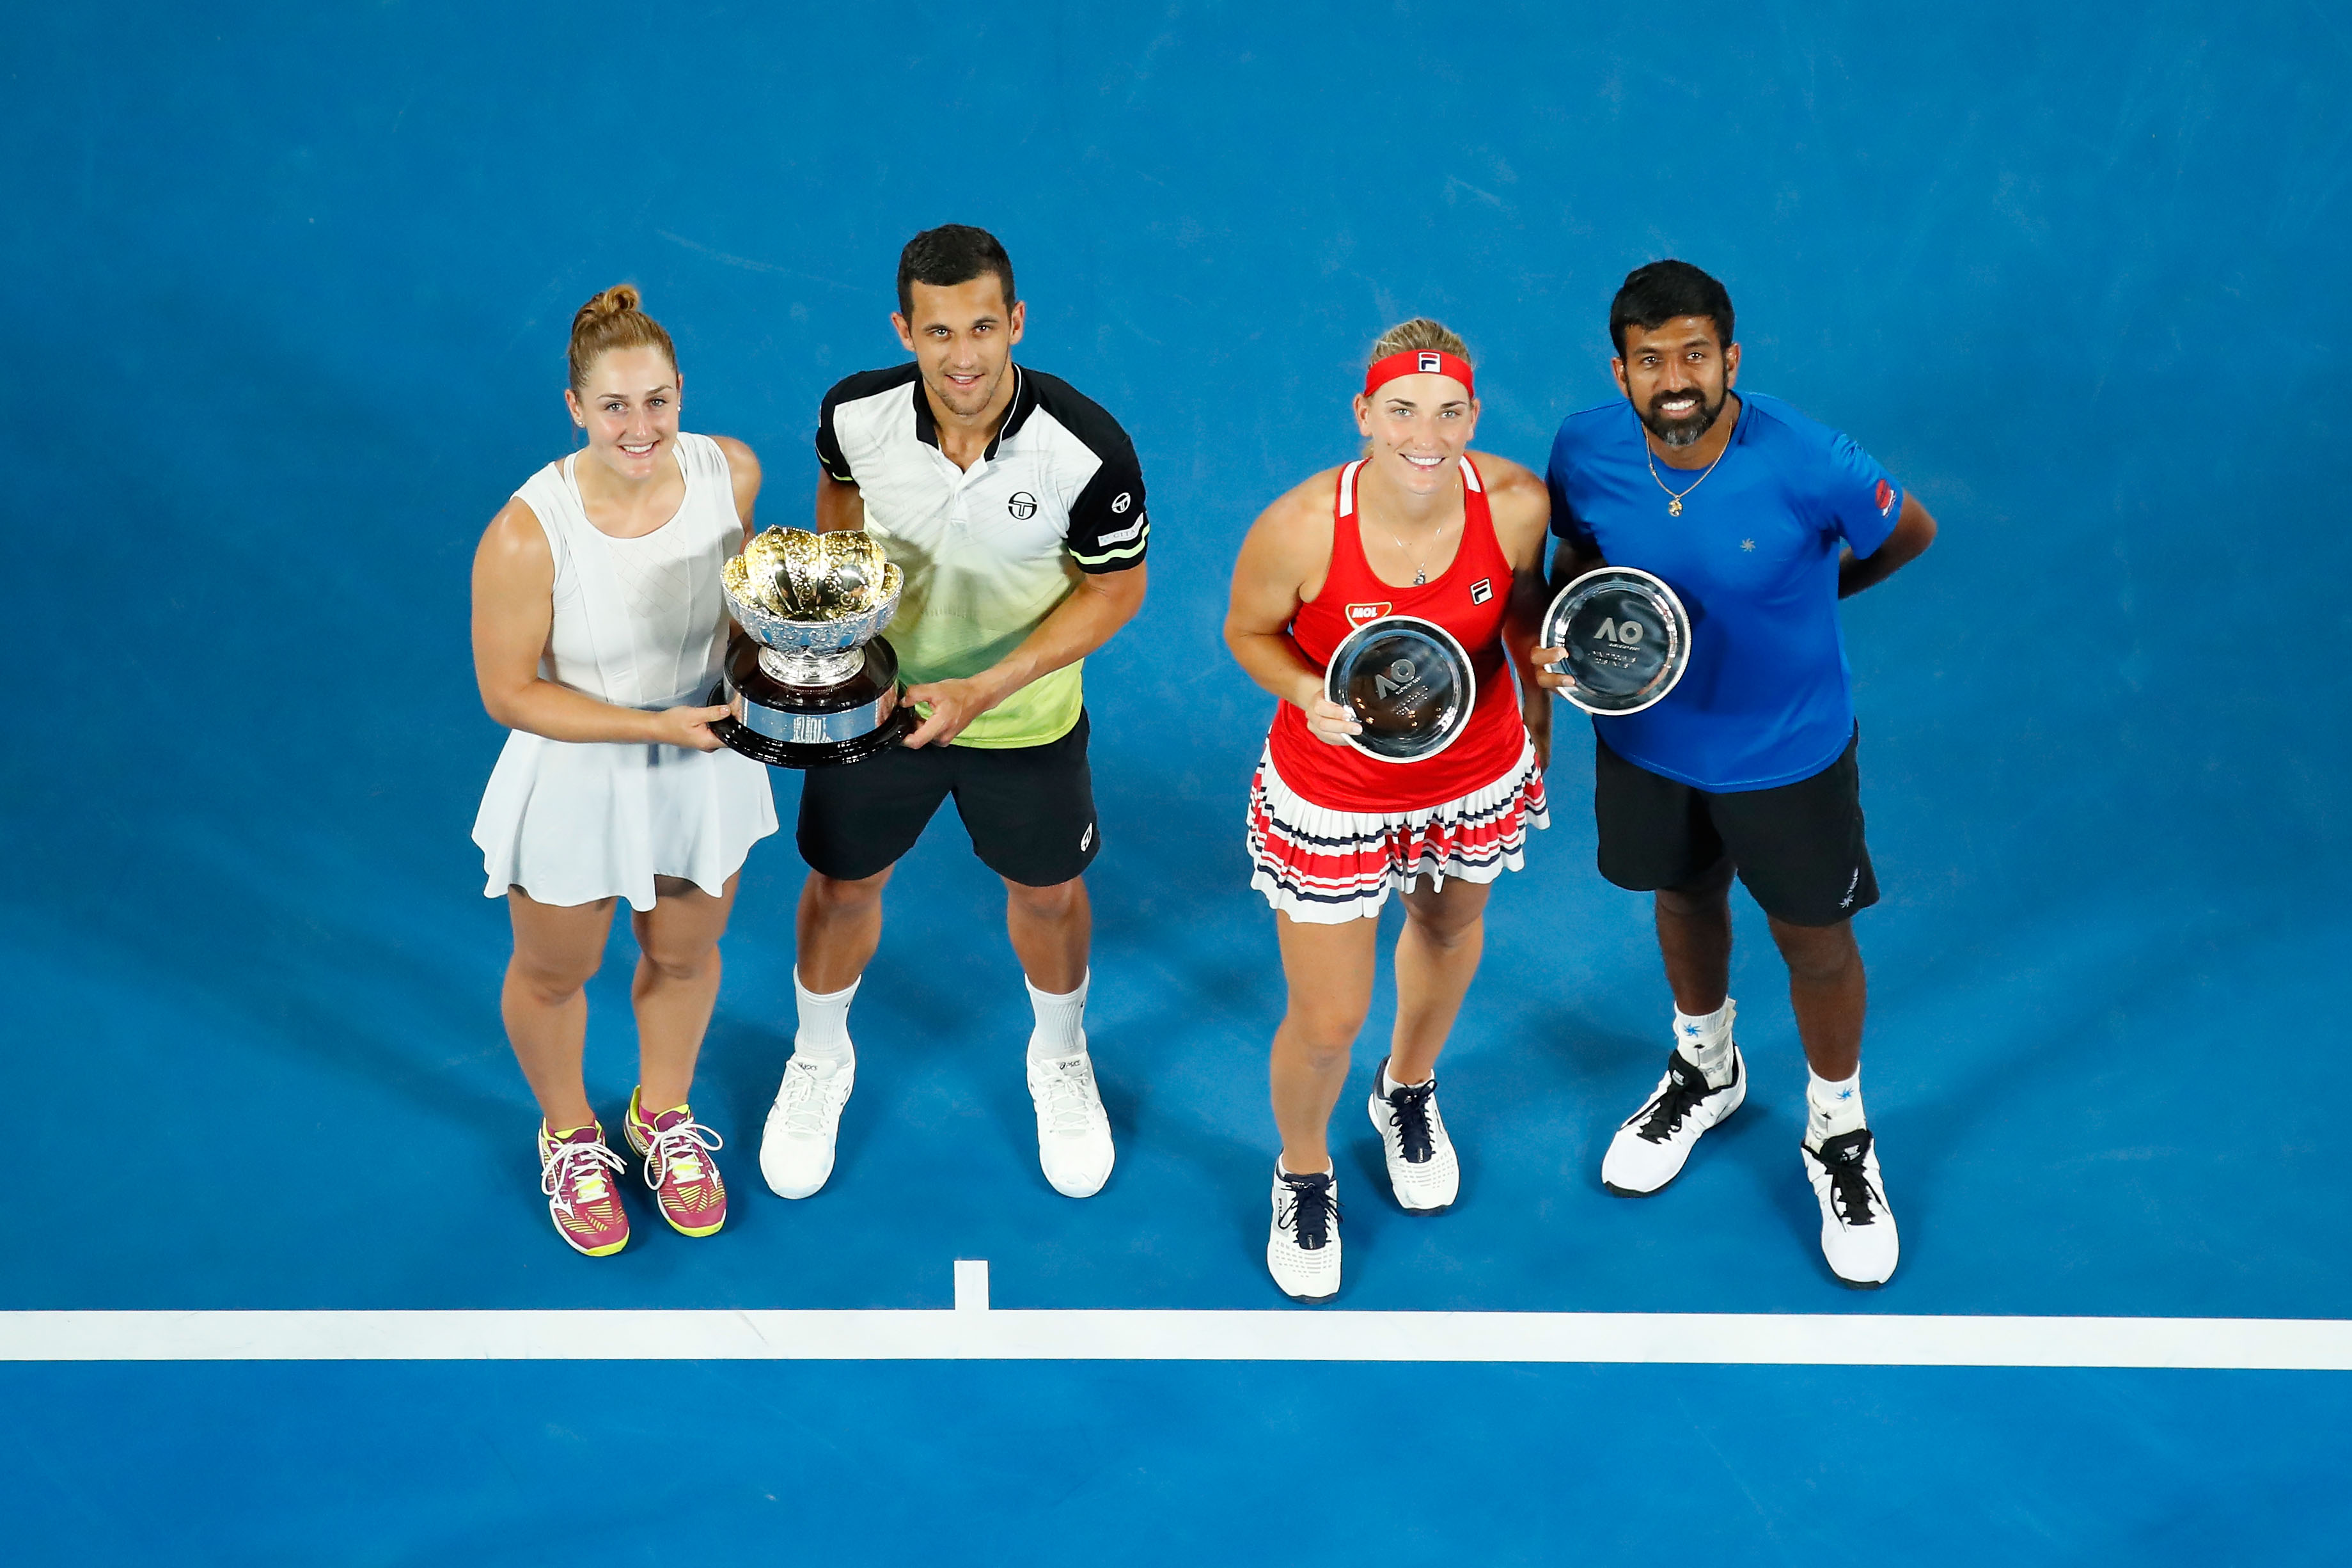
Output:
[{"xmin": 1649, "ymin": 446, "xmax": 1722, "ymax": 518}]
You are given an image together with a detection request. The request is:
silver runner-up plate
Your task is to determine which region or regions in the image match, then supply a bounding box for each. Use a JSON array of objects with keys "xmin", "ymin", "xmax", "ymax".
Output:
[
  {"xmin": 1541, "ymin": 567, "xmax": 1692, "ymax": 716},
  {"xmin": 1323, "ymin": 615, "xmax": 1478, "ymax": 764}
]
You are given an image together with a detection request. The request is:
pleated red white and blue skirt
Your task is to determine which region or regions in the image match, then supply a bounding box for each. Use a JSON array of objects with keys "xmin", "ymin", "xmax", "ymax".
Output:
[{"xmin": 1244, "ymin": 738, "xmax": 1549, "ymax": 925}]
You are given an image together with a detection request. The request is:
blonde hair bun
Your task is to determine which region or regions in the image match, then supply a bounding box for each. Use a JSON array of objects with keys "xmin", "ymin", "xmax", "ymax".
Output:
[{"xmin": 567, "ymin": 283, "xmax": 677, "ymax": 391}]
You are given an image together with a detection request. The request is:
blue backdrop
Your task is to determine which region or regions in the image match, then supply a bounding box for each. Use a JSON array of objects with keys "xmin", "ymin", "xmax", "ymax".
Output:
[{"xmin": 3, "ymin": 1, "xmax": 2346, "ymax": 1561}]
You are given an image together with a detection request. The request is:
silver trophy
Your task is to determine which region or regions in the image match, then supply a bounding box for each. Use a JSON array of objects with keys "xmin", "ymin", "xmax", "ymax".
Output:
[
  {"xmin": 1541, "ymin": 566, "xmax": 1692, "ymax": 716},
  {"xmin": 712, "ymin": 528, "xmax": 910, "ymax": 767},
  {"xmin": 1324, "ymin": 615, "xmax": 1478, "ymax": 763}
]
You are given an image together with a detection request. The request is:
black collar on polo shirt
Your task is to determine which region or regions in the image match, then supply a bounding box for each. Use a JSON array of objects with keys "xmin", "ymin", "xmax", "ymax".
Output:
[{"xmin": 909, "ymin": 364, "xmax": 1035, "ymax": 462}]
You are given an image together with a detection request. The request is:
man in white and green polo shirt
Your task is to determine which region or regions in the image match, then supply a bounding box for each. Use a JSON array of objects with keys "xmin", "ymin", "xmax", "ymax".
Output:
[{"xmin": 760, "ymin": 224, "xmax": 1150, "ymax": 1207}]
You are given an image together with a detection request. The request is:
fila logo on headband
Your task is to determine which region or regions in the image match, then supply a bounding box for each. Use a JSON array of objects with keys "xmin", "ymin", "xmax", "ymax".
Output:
[{"xmin": 1365, "ymin": 347, "xmax": 1475, "ymax": 399}]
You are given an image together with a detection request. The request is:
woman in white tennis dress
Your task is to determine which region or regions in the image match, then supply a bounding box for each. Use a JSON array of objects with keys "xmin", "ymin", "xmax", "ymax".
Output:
[{"xmin": 470, "ymin": 285, "xmax": 776, "ymax": 1257}]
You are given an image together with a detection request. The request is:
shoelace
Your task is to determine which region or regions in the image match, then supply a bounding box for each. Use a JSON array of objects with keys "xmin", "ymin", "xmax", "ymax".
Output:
[
  {"xmin": 542, "ymin": 1137, "xmax": 627, "ymax": 1212},
  {"xmin": 642, "ymin": 1113, "xmax": 723, "ymax": 1191},
  {"xmin": 1381, "ymin": 1081, "xmax": 1438, "ymax": 1163},
  {"xmin": 776, "ymin": 1060, "xmax": 843, "ymax": 1136},
  {"xmin": 1033, "ymin": 1056, "xmax": 1099, "ymax": 1135},
  {"xmin": 1815, "ymin": 1132, "xmax": 1880, "ymax": 1227},
  {"xmin": 1277, "ymin": 1174, "xmax": 1340, "ymax": 1251},
  {"xmin": 1631, "ymin": 1058, "xmax": 1716, "ymax": 1144}
]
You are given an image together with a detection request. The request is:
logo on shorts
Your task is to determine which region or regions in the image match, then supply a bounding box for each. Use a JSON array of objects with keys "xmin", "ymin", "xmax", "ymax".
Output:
[
  {"xmin": 1417, "ymin": 352, "xmax": 1442, "ymax": 373},
  {"xmin": 1345, "ymin": 601, "xmax": 1393, "ymax": 626},
  {"xmin": 1839, "ymin": 868, "xmax": 1861, "ymax": 908},
  {"xmin": 1080, "ymin": 822, "xmax": 1095, "ymax": 852},
  {"xmin": 1008, "ymin": 491, "xmax": 1039, "ymax": 519},
  {"xmin": 1875, "ymin": 480, "xmax": 1895, "ymax": 516},
  {"xmin": 1469, "ymin": 577, "xmax": 1493, "ymax": 605},
  {"xmin": 1111, "ymin": 492, "xmax": 1133, "ymax": 514}
]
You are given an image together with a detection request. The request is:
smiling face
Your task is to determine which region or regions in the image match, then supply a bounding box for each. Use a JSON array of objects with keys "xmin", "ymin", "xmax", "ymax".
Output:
[
  {"xmin": 1614, "ymin": 315, "xmax": 1741, "ymax": 449},
  {"xmin": 894, "ymin": 275, "xmax": 1025, "ymax": 421},
  {"xmin": 565, "ymin": 345, "xmax": 681, "ymax": 482},
  {"xmin": 1354, "ymin": 372, "xmax": 1478, "ymax": 496}
]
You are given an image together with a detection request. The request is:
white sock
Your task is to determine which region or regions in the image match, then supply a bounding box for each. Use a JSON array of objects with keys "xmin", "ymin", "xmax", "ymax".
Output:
[
  {"xmin": 1674, "ymin": 999, "xmax": 1737, "ymax": 1086},
  {"xmin": 792, "ymin": 967, "xmax": 858, "ymax": 1070},
  {"xmin": 1380, "ymin": 1061, "xmax": 1429, "ymax": 1095},
  {"xmin": 1807, "ymin": 1065, "xmax": 1865, "ymax": 1144},
  {"xmin": 1025, "ymin": 969, "xmax": 1089, "ymax": 1064},
  {"xmin": 1277, "ymin": 1155, "xmax": 1335, "ymax": 1179}
]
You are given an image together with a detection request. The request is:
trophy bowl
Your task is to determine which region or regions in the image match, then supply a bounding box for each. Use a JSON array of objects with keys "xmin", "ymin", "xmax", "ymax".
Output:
[
  {"xmin": 710, "ymin": 527, "xmax": 913, "ymax": 769},
  {"xmin": 1541, "ymin": 566, "xmax": 1691, "ymax": 716},
  {"xmin": 1324, "ymin": 615, "xmax": 1478, "ymax": 764}
]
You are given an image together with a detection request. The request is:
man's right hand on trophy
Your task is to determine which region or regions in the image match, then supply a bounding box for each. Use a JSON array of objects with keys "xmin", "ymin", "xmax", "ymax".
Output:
[
  {"xmin": 650, "ymin": 702, "xmax": 735, "ymax": 753},
  {"xmin": 899, "ymin": 673, "xmax": 1005, "ymax": 749}
]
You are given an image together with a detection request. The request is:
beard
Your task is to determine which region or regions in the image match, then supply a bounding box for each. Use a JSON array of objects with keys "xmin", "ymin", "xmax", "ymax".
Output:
[{"xmin": 1640, "ymin": 384, "xmax": 1728, "ymax": 448}]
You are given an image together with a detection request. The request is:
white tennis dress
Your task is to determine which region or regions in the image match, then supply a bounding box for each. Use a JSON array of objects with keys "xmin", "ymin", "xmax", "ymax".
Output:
[{"xmin": 473, "ymin": 432, "xmax": 779, "ymax": 911}]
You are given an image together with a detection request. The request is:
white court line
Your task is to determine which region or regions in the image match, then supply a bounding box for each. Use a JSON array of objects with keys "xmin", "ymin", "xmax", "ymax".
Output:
[
  {"xmin": 4, "ymin": 1310, "xmax": 2347, "ymax": 1368},
  {"xmin": 8, "ymin": 1258, "xmax": 2344, "ymax": 1370}
]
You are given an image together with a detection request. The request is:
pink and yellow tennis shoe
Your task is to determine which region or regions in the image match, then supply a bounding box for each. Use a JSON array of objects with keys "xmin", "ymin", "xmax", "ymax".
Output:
[
  {"xmin": 624, "ymin": 1088, "xmax": 728, "ymax": 1237},
  {"xmin": 537, "ymin": 1121, "xmax": 631, "ymax": 1257}
]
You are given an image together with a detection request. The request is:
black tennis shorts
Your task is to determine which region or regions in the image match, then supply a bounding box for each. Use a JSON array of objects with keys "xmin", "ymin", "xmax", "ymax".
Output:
[
  {"xmin": 797, "ymin": 711, "xmax": 1101, "ymax": 888},
  {"xmin": 1594, "ymin": 728, "xmax": 1878, "ymax": 927}
]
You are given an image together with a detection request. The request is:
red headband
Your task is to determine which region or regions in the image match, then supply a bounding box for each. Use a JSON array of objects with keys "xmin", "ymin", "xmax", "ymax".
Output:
[{"xmin": 1363, "ymin": 349, "xmax": 1475, "ymax": 400}]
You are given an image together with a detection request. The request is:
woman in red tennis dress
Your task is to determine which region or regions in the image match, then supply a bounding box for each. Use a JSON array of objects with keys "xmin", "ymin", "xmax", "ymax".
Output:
[{"xmin": 1223, "ymin": 320, "xmax": 1553, "ymax": 1302}]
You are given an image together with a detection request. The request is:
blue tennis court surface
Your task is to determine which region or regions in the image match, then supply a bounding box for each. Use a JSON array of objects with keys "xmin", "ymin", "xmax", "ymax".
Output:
[{"xmin": 4, "ymin": 2, "xmax": 2348, "ymax": 1562}]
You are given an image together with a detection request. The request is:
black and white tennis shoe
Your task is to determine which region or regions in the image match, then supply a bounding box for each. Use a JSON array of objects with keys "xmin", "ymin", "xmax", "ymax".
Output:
[
  {"xmin": 1803, "ymin": 1127, "xmax": 1899, "ymax": 1288},
  {"xmin": 1601, "ymin": 1044, "xmax": 1745, "ymax": 1196}
]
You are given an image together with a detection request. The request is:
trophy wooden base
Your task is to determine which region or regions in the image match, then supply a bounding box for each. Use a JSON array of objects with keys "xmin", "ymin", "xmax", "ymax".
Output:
[{"xmin": 711, "ymin": 636, "xmax": 911, "ymax": 769}]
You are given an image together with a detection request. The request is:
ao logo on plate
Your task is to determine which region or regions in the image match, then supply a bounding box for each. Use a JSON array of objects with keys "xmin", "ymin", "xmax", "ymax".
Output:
[{"xmin": 1590, "ymin": 618, "xmax": 1646, "ymax": 646}]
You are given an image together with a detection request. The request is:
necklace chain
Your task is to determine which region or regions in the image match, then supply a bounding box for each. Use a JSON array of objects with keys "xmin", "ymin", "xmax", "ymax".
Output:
[
  {"xmin": 1386, "ymin": 519, "xmax": 1448, "ymax": 585},
  {"xmin": 1646, "ymin": 444, "xmax": 1727, "ymax": 517}
]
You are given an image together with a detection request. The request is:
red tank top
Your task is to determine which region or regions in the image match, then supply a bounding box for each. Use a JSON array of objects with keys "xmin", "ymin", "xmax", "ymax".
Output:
[{"xmin": 1267, "ymin": 455, "xmax": 1528, "ymax": 811}]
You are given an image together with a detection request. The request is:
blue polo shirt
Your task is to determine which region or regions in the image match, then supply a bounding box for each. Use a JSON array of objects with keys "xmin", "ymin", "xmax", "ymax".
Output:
[{"xmin": 1546, "ymin": 393, "xmax": 1902, "ymax": 792}]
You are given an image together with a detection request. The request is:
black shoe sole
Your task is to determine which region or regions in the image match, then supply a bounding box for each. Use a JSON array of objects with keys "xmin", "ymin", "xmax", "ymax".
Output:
[{"xmin": 1601, "ymin": 1176, "xmax": 1675, "ymax": 1198}]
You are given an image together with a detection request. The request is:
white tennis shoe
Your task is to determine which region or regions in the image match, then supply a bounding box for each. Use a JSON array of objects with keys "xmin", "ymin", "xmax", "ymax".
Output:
[
  {"xmin": 760, "ymin": 1055, "xmax": 854, "ymax": 1200},
  {"xmin": 1601, "ymin": 1045, "xmax": 1746, "ymax": 1196},
  {"xmin": 1803, "ymin": 1127, "xmax": 1900, "ymax": 1288},
  {"xmin": 1027, "ymin": 1047, "xmax": 1115, "ymax": 1198},
  {"xmin": 1366, "ymin": 1058, "xmax": 1459, "ymax": 1213},
  {"xmin": 1267, "ymin": 1165, "xmax": 1342, "ymax": 1303}
]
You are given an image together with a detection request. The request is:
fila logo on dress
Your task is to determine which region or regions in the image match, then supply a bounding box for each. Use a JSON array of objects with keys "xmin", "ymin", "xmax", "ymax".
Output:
[
  {"xmin": 1345, "ymin": 601, "xmax": 1392, "ymax": 626},
  {"xmin": 1469, "ymin": 577, "xmax": 1493, "ymax": 605}
]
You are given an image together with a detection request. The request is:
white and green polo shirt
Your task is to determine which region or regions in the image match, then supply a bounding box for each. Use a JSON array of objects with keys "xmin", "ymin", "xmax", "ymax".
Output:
[{"xmin": 815, "ymin": 363, "xmax": 1150, "ymax": 749}]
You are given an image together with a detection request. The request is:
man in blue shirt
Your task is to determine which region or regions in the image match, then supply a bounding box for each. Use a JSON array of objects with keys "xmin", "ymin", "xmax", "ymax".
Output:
[{"xmin": 1535, "ymin": 260, "xmax": 1938, "ymax": 1289}]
